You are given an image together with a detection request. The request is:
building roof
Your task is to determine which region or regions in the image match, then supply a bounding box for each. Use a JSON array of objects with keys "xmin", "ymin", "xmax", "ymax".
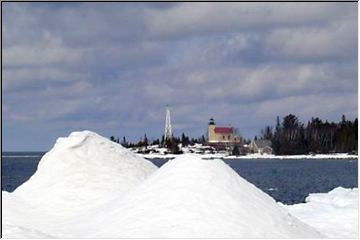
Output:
[
  {"xmin": 214, "ymin": 127, "xmax": 233, "ymax": 134},
  {"xmin": 254, "ymin": 139, "xmax": 272, "ymax": 148}
]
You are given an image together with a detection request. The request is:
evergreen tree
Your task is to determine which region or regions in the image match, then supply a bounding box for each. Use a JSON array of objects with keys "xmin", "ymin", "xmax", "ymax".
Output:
[
  {"xmin": 181, "ymin": 133, "xmax": 190, "ymax": 146},
  {"xmin": 152, "ymin": 139, "xmax": 160, "ymax": 145},
  {"xmin": 143, "ymin": 134, "xmax": 148, "ymax": 148},
  {"xmin": 200, "ymin": 135, "xmax": 206, "ymax": 144},
  {"xmin": 260, "ymin": 126, "xmax": 273, "ymax": 140},
  {"xmin": 232, "ymin": 145, "xmax": 240, "ymax": 156},
  {"xmin": 121, "ymin": 136, "xmax": 128, "ymax": 147},
  {"xmin": 160, "ymin": 135, "xmax": 165, "ymax": 147}
]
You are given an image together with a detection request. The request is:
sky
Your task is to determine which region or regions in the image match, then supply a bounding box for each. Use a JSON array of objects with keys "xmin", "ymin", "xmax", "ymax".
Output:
[{"xmin": 2, "ymin": 2, "xmax": 358, "ymax": 151}]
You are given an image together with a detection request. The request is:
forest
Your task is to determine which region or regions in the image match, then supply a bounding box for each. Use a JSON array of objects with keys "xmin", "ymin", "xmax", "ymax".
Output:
[{"xmin": 259, "ymin": 114, "xmax": 357, "ymax": 155}]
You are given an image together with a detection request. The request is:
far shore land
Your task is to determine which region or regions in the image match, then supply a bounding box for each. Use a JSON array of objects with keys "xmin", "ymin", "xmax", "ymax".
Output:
[
  {"xmin": 138, "ymin": 152, "xmax": 358, "ymax": 160},
  {"xmin": 132, "ymin": 144, "xmax": 358, "ymax": 160},
  {"xmin": 2, "ymin": 151, "xmax": 357, "ymax": 160},
  {"xmin": 2, "ymin": 145, "xmax": 358, "ymax": 161}
]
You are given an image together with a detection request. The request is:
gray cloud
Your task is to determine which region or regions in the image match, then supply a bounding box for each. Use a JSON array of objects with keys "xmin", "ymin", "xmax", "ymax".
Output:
[{"xmin": 2, "ymin": 2, "xmax": 357, "ymax": 150}]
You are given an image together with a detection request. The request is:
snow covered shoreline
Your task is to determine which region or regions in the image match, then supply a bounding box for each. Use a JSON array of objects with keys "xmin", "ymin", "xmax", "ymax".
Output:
[
  {"xmin": 138, "ymin": 152, "xmax": 358, "ymax": 160},
  {"xmin": 2, "ymin": 131, "xmax": 358, "ymax": 238},
  {"xmin": 224, "ymin": 153, "xmax": 358, "ymax": 160},
  {"xmin": 134, "ymin": 143, "xmax": 358, "ymax": 160}
]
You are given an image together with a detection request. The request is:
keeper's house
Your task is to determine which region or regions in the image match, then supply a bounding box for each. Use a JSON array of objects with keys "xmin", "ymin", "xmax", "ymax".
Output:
[{"xmin": 207, "ymin": 118, "xmax": 241, "ymax": 143}]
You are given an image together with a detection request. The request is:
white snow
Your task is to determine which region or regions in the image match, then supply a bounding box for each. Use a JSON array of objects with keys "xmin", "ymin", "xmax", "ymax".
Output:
[
  {"xmin": 224, "ymin": 153, "xmax": 358, "ymax": 160},
  {"xmin": 2, "ymin": 223, "xmax": 53, "ymax": 238},
  {"xmin": 3, "ymin": 131, "xmax": 157, "ymax": 219},
  {"xmin": 2, "ymin": 132, "xmax": 356, "ymax": 238},
  {"xmin": 63, "ymin": 154, "xmax": 322, "ymax": 238},
  {"xmin": 139, "ymin": 152, "xmax": 358, "ymax": 160},
  {"xmin": 280, "ymin": 187, "xmax": 359, "ymax": 238}
]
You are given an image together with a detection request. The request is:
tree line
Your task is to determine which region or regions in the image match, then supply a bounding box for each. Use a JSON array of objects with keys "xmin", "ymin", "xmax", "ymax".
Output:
[
  {"xmin": 259, "ymin": 114, "xmax": 357, "ymax": 155},
  {"xmin": 110, "ymin": 133, "xmax": 206, "ymax": 154}
]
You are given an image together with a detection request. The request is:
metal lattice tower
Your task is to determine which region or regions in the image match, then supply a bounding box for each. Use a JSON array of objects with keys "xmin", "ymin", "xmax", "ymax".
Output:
[{"xmin": 164, "ymin": 105, "xmax": 172, "ymax": 141}]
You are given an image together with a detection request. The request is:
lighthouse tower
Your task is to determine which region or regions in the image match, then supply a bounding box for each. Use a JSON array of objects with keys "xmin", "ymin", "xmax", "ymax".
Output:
[
  {"xmin": 164, "ymin": 106, "xmax": 172, "ymax": 141},
  {"xmin": 208, "ymin": 118, "xmax": 216, "ymax": 142}
]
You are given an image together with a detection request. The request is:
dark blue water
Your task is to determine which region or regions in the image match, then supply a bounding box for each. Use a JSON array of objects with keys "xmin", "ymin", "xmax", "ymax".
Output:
[
  {"xmin": 2, "ymin": 152, "xmax": 44, "ymax": 192},
  {"xmin": 2, "ymin": 152, "xmax": 358, "ymax": 204}
]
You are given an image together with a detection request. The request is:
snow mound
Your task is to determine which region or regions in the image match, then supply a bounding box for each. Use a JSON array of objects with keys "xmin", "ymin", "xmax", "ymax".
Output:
[
  {"xmin": 281, "ymin": 187, "xmax": 359, "ymax": 238},
  {"xmin": 10, "ymin": 130, "xmax": 158, "ymax": 214},
  {"xmin": 67, "ymin": 154, "xmax": 322, "ymax": 238}
]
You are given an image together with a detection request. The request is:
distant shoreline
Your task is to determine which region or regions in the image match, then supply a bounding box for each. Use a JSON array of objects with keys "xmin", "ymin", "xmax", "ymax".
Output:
[
  {"xmin": 140, "ymin": 153, "xmax": 358, "ymax": 160},
  {"xmin": 2, "ymin": 151, "xmax": 357, "ymax": 161}
]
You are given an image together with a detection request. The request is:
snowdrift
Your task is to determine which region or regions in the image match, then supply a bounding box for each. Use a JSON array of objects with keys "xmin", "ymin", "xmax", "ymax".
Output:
[
  {"xmin": 63, "ymin": 154, "xmax": 322, "ymax": 238},
  {"xmin": 281, "ymin": 187, "xmax": 359, "ymax": 238},
  {"xmin": 4, "ymin": 131, "xmax": 158, "ymax": 215}
]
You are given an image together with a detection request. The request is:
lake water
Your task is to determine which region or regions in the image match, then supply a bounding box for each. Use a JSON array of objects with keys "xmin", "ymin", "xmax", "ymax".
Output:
[{"xmin": 2, "ymin": 152, "xmax": 358, "ymax": 204}]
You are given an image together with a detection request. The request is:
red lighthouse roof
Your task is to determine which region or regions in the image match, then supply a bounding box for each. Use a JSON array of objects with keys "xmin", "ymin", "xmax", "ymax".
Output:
[{"xmin": 214, "ymin": 127, "xmax": 233, "ymax": 134}]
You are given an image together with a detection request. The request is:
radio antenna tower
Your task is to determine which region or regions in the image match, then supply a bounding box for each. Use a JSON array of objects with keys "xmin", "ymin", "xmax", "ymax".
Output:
[{"xmin": 164, "ymin": 105, "xmax": 172, "ymax": 141}]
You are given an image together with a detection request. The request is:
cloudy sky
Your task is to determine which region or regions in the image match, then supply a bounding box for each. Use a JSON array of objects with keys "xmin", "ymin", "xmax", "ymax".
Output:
[{"xmin": 3, "ymin": 2, "xmax": 358, "ymax": 151}]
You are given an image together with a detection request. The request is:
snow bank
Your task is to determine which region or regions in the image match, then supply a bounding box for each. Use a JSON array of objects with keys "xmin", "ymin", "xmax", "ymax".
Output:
[
  {"xmin": 64, "ymin": 154, "xmax": 322, "ymax": 238},
  {"xmin": 3, "ymin": 131, "xmax": 158, "ymax": 217},
  {"xmin": 280, "ymin": 187, "xmax": 359, "ymax": 238}
]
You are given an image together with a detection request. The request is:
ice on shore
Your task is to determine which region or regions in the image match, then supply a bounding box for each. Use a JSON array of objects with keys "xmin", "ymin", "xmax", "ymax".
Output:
[{"xmin": 280, "ymin": 187, "xmax": 359, "ymax": 238}]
